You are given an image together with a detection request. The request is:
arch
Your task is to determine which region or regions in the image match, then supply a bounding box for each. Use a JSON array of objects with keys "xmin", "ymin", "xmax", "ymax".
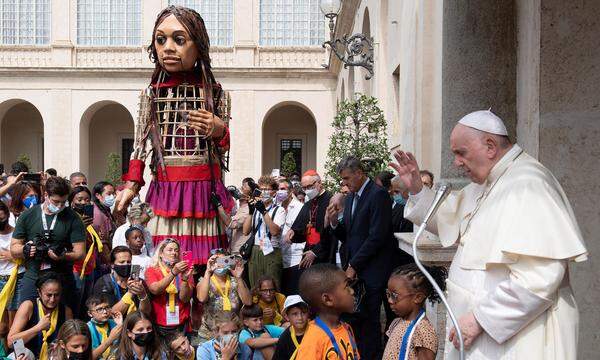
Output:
[
  {"xmin": 361, "ymin": 7, "xmax": 373, "ymax": 95},
  {"xmin": 0, "ymin": 99, "xmax": 44, "ymax": 171},
  {"xmin": 261, "ymin": 102, "xmax": 317, "ymax": 177},
  {"xmin": 79, "ymin": 101, "xmax": 135, "ymax": 186}
]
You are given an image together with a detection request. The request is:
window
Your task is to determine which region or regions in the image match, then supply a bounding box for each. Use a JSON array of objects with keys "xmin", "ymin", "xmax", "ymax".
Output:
[
  {"xmin": 0, "ymin": 0, "xmax": 50, "ymax": 45},
  {"xmin": 169, "ymin": 0, "xmax": 233, "ymax": 46},
  {"xmin": 260, "ymin": 0, "xmax": 325, "ymax": 46},
  {"xmin": 77, "ymin": 0, "xmax": 142, "ymax": 46},
  {"xmin": 280, "ymin": 139, "xmax": 303, "ymax": 175}
]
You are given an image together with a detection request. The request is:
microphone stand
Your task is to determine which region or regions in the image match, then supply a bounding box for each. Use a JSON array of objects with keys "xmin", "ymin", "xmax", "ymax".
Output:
[{"xmin": 411, "ymin": 184, "xmax": 465, "ymax": 360}]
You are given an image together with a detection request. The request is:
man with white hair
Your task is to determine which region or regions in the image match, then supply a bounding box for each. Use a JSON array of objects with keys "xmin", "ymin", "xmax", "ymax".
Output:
[{"xmin": 391, "ymin": 110, "xmax": 587, "ymax": 359}]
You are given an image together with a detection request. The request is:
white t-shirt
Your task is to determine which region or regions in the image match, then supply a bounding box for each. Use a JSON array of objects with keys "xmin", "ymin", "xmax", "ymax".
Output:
[
  {"xmin": 252, "ymin": 203, "xmax": 287, "ymax": 249},
  {"xmin": 0, "ymin": 231, "xmax": 24, "ymax": 276},
  {"xmin": 112, "ymin": 222, "xmax": 154, "ymax": 257},
  {"xmin": 281, "ymin": 198, "xmax": 306, "ymax": 268},
  {"xmin": 132, "ymin": 254, "xmax": 153, "ymax": 280}
]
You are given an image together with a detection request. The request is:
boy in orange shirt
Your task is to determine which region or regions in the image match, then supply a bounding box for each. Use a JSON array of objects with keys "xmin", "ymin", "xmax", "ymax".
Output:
[{"xmin": 295, "ymin": 264, "xmax": 360, "ymax": 360}]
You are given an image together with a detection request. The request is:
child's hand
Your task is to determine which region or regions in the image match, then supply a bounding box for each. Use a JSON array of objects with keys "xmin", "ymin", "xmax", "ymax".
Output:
[
  {"xmin": 221, "ymin": 336, "xmax": 239, "ymax": 360},
  {"xmin": 109, "ymin": 323, "xmax": 123, "ymax": 341},
  {"xmin": 111, "ymin": 310, "xmax": 123, "ymax": 326},
  {"xmin": 263, "ymin": 307, "xmax": 274, "ymax": 319}
]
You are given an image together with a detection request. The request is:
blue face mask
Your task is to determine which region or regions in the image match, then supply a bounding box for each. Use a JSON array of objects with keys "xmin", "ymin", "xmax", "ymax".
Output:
[
  {"xmin": 393, "ymin": 194, "xmax": 406, "ymax": 206},
  {"xmin": 103, "ymin": 194, "xmax": 115, "ymax": 208},
  {"xmin": 23, "ymin": 195, "xmax": 38, "ymax": 209},
  {"xmin": 47, "ymin": 202, "xmax": 64, "ymax": 215},
  {"xmin": 214, "ymin": 266, "xmax": 231, "ymax": 276}
]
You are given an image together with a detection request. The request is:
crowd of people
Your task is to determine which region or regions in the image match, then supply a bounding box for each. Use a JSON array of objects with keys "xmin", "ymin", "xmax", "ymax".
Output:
[{"xmin": 0, "ymin": 156, "xmax": 442, "ymax": 360}]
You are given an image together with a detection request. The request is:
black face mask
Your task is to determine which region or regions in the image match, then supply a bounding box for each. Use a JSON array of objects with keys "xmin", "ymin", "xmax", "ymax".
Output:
[
  {"xmin": 67, "ymin": 351, "xmax": 87, "ymax": 360},
  {"xmin": 113, "ymin": 264, "xmax": 131, "ymax": 278},
  {"xmin": 132, "ymin": 331, "xmax": 154, "ymax": 347},
  {"xmin": 0, "ymin": 218, "xmax": 8, "ymax": 231}
]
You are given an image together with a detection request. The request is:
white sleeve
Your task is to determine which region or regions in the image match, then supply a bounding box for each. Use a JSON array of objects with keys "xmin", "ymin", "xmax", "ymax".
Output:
[
  {"xmin": 273, "ymin": 207, "xmax": 287, "ymax": 228},
  {"xmin": 473, "ymin": 256, "xmax": 566, "ymax": 343},
  {"xmin": 404, "ymin": 186, "xmax": 439, "ymax": 234}
]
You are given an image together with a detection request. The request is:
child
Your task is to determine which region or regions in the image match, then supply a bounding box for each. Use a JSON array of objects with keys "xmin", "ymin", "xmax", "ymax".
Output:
[
  {"xmin": 239, "ymin": 304, "xmax": 284, "ymax": 359},
  {"xmin": 166, "ymin": 331, "xmax": 195, "ymax": 360},
  {"xmin": 295, "ymin": 264, "xmax": 359, "ymax": 360},
  {"xmin": 86, "ymin": 295, "xmax": 123, "ymax": 360},
  {"xmin": 382, "ymin": 263, "xmax": 447, "ymax": 360},
  {"xmin": 252, "ymin": 276, "xmax": 286, "ymax": 326},
  {"xmin": 125, "ymin": 225, "xmax": 153, "ymax": 280},
  {"xmin": 50, "ymin": 319, "xmax": 93, "ymax": 360},
  {"xmin": 197, "ymin": 315, "xmax": 253, "ymax": 360},
  {"xmin": 272, "ymin": 295, "xmax": 309, "ymax": 360}
]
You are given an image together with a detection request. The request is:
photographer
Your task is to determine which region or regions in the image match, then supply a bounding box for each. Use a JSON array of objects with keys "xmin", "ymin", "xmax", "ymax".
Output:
[
  {"xmin": 227, "ymin": 178, "xmax": 253, "ymax": 254},
  {"xmin": 10, "ymin": 176, "xmax": 85, "ymax": 311}
]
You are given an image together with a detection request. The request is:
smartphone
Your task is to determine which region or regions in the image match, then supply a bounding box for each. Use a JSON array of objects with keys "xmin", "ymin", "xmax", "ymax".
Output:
[
  {"xmin": 130, "ymin": 264, "xmax": 141, "ymax": 281},
  {"xmin": 216, "ymin": 255, "xmax": 236, "ymax": 268},
  {"xmin": 13, "ymin": 338, "xmax": 26, "ymax": 357},
  {"xmin": 252, "ymin": 188, "xmax": 262, "ymax": 198},
  {"xmin": 182, "ymin": 251, "xmax": 193, "ymax": 267},
  {"xmin": 74, "ymin": 204, "xmax": 94, "ymax": 218},
  {"xmin": 23, "ymin": 173, "xmax": 41, "ymax": 183}
]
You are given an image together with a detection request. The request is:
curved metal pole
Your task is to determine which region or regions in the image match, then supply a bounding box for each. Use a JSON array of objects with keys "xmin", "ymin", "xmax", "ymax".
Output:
[{"xmin": 411, "ymin": 185, "xmax": 465, "ymax": 360}]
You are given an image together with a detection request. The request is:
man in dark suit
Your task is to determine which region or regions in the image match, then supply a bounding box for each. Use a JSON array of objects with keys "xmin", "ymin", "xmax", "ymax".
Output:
[{"xmin": 328, "ymin": 156, "xmax": 398, "ymax": 359}]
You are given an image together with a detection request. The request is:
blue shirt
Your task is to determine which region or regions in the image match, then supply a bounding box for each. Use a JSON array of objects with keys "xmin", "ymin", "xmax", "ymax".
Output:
[{"xmin": 238, "ymin": 325, "xmax": 285, "ymax": 345}]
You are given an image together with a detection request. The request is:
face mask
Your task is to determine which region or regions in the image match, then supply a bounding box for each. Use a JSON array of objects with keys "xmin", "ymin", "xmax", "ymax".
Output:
[
  {"xmin": 275, "ymin": 190, "xmax": 288, "ymax": 204},
  {"xmin": 67, "ymin": 351, "xmax": 87, "ymax": 360},
  {"xmin": 219, "ymin": 333, "xmax": 236, "ymax": 348},
  {"xmin": 393, "ymin": 194, "xmax": 406, "ymax": 206},
  {"xmin": 47, "ymin": 201, "xmax": 64, "ymax": 215},
  {"xmin": 91, "ymin": 318, "xmax": 108, "ymax": 326},
  {"xmin": 132, "ymin": 331, "xmax": 154, "ymax": 347},
  {"xmin": 103, "ymin": 194, "xmax": 115, "ymax": 208},
  {"xmin": 23, "ymin": 195, "xmax": 38, "ymax": 209},
  {"xmin": 113, "ymin": 264, "xmax": 131, "ymax": 278},
  {"xmin": 214, "ymin": 266, "xmax": 230, "ymax": 276},
  {"xmin": 305, "ymin": 188, "xmax": 319, "ymax": 201},
  {"xmin": 261, "ymin": 191, "xmax": 272, "ymax": 202},
  {"xmin": 161, "ymin": 257, "xmax": 176, "ymax": 267},
  {"xmin": 0, "ymin": 218, "xmax": 8, "ymax": 231}
]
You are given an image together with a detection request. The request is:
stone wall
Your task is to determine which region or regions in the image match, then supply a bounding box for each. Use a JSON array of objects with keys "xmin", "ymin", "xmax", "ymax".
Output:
[{"xmin": 537, "ymin": 0, "xmax": 600, "ymax": 357}]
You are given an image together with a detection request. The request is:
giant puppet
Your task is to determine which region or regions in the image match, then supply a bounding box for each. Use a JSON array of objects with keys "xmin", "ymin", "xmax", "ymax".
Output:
[{"xmin": 121, "ymin": 6, "xmax": 232, "ymax": 265}]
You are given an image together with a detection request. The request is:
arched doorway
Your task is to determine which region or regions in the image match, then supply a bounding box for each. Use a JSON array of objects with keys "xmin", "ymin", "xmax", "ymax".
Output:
[
  {"xmin": 80, "ymin": 102, "xmax": 134, "ymax": 186},
  {"xmin": 262, "ymin": 103, "xmax": 317, "ymax": 177},
  {"xmin": 0, "ymin": 99, "xmax": 44, "ymax": 171}
]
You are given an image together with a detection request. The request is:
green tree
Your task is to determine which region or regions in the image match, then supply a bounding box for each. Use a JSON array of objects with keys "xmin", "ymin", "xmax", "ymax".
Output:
[
  {"xmin": 16, "ymin": 153, "xmax": 33, "ymax": 171},
  {"xmin": 324, "ymin": 93, "xmax": 390, "ymax": 191},
  {"xmin": 281, "ymin": 151, "xmax": 297, "ymax": 178},
  {"xmin": 105, "ymin": 152, "xmax": 122, "ymax": 185}
]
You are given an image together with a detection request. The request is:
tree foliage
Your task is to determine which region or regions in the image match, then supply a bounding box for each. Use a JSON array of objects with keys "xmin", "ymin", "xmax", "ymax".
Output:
[
  {"xmin": 16, "ymin": 153, "xmax": 33, "ymax": 171},
  {"xmin": 281, "ymin": 151, "xmax": 297, "ymax": 178},
  {"xmin": 105, "ymin": 152, "xmax": 122, "ymax": 186},
  {"xmin": 324, "ymin": 94, "xmax": 390, "ymax": 191}
]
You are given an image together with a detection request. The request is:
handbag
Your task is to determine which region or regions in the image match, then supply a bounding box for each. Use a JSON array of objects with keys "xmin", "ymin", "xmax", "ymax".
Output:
[{"xmin": 239, "ymin": 206, "xmax": 280, "ymax": 261}]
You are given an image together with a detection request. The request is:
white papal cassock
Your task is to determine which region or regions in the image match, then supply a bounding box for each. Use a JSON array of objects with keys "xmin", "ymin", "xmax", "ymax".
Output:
[{"xmin": 405, "ymin": 144, "xmax": 587, "ymax": 360}]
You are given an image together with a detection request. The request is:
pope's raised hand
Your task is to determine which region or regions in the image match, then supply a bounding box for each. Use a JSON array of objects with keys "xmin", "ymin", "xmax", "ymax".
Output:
[{"xmin": 389, "ymin": 150, "xmax": 423, "ymax": 195}]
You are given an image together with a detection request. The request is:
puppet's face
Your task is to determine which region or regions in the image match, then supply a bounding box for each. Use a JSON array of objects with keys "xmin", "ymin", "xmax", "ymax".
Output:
[{"xmin": 154, "ymin": 14, "xmax": 199, "ymax": 73}]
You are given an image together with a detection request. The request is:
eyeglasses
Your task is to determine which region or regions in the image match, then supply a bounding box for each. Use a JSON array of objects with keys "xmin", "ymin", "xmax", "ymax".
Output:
[
  {"xmin": 93, "ymin": 306, "xmax": 111, "ymax": 313},
  {"xmin": 301, "ymin": 181, "xmax": 318, "ymax": 191},
  {"xmin": 259, "ymin": 288, "xmax": 276, "ymax": 294},
  {"xmin": 385, "ymin": 289, "xmax": 415, "ymax": 303}
]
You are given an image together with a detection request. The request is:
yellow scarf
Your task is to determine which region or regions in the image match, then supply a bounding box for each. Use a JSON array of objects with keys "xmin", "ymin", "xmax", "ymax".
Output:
[
  {"xmin": 38, "ymin": 299, "xmax": 59, "ymax": 360},
  {"xmin": 93, "ymin": 322, "xmax": 112, "ymax": 359},
  {"xmin": 210, "ymin": 275, "xmax": 232, "ymax": 311},
  {"xmin": 121, "ymin": 292, "xmax": 137, "ymax": 315},
  {"xmin": 80, "ymin": 225, "xmax": 103, "ymax": 279},
  {"xmin": 160, "ymin": 264, "xmax": 179, "ymax": 313},
  {"xmin": 290, "ymin": 326, "xmax": 301, "ymax": 360},
  {"xmin": 254, "ymin": 293, "xmax": 285, "ymax": 326},
  {"xmin": 0, "ymin": 259, "xmax": 22, "ymax": 322}
]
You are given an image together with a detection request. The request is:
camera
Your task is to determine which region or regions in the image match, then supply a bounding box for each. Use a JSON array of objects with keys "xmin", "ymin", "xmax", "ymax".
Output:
[
  {"xmin": 30, "ymin": 230, "xmax": 66, "ymax": 261},
  {"xmin": 216, "ymin": 255, "xmax": 239, "ymax": 268},
  {"xmin": 247, "ymin": 180, "xmax": 262, "ymax": 199},
  {"xmin": 226, "ymin": 185, "xmax": 242, "ymax": 200}
]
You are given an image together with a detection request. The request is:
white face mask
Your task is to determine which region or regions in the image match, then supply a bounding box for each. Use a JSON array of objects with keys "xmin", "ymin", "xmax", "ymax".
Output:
[{"xmin": 305, "ymin": 188, "xmax": 319, "ymax": 201}]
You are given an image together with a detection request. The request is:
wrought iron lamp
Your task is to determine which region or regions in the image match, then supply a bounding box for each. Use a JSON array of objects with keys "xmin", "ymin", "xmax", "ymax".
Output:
[{"xmin": 320, "ymin": 0, "xmax": 374, "ymax": 80}]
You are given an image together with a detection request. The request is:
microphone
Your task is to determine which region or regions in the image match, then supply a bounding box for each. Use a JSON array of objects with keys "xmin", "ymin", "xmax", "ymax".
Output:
[
  {"xmin": 411, "ymin": 181, "xmax": 465, "ymax": 360},
  {"xmin": 421, "ymin": 183, "xmax": 452, "ymax": 225}
]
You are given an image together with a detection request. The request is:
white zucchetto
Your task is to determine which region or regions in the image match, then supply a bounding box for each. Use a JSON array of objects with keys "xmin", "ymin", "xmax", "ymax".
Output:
[{"xmin": 458, "ymin": 110, "xmax": 509, "ymax": 136}]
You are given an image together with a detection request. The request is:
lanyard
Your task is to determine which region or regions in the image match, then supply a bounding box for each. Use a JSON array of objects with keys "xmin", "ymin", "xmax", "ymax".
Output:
[
  {"xmin": 255, "ymin": 205, "xmax": 275, "ymax": 239},
  {"xmin": 40, "ymin": 206, "xmax": 58, "ymax": 232},
  {"xmin": 314, "ymin": 317, "xmax": 359, "ymax": 359},
  {"xmin": 398, "ymin": 309, "xmax": 425, "ymax": 360}
]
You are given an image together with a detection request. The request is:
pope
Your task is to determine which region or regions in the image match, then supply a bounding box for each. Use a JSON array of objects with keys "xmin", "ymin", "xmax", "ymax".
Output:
[{"xmin": 391, "ymin": 110, "xmax": 587, "ymax": 359}]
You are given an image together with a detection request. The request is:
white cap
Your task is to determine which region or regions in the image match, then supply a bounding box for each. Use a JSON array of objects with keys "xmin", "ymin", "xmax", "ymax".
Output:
[
  {"xmin": 458, "ymin": 110, "xmax": 508, "ymax": 136},
  {"xmin": 283, "ymin": 295, "xmax": 308, "ymax": 313}
]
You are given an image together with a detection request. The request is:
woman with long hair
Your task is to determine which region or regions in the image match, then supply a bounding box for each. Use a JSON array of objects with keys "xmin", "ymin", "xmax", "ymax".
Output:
[
  {"xmin": 145, "ymin": 239, "xmax": 194, "ymax": 337},
  {"xmin": 120, "ymin": 5, "xmax": 233, "ymax": 267},
  {"xmin": 117, "ymin": 311, "xmax": 165, "ymax": 360},
  {"xmin": 8, "ymin": 181, "xmax": 41, "ymax": 227},
  {"xmin": 91, "ymin": 181, "xmax": 117, "ymax": 275},
  {"xmin": 50, "ymin": 319, "xmax": 93, "ymax": 360}
]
